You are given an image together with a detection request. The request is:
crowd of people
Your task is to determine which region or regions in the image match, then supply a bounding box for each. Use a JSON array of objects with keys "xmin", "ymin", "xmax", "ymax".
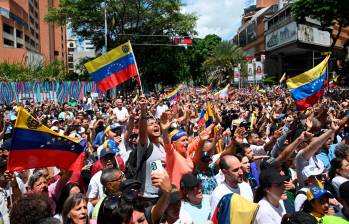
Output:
[{"xmin": 0, "ymin": 86, "xmax": 349, "ymax": 224}]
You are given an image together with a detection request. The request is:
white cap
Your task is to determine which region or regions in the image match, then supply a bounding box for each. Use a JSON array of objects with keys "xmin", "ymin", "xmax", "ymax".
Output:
[{"xmin": 302, "ymin": 164, "xmax": 324, "ymax": 179}]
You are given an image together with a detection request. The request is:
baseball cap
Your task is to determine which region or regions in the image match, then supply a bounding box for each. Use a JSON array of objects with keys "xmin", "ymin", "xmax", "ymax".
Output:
[
  {"xmin": 104, "ymin": 123, "xmax": 123, "ymax": 134},
  {"xmin": 259, "ymin": 168, "xmax": 288, "ymax": 188},
  {"xmin": 100, "ymin": 147, "xmax": 116, "ymax": 158},
  {"xmin": 302, "ymin": 164, "xmax": 324, "ymax": 179},
  {"xmin": 180, "ymin": 173, "xmax": 200, "ymax": 192},
  {"xmin": 306, "ymin": 186, "xmax": 333, "ymax": 201}
]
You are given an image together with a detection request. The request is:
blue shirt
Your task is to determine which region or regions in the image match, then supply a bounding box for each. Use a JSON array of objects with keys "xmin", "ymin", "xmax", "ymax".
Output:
[
  {"xmin": 93, "ymin": 131, "xmax": 104, "ymax": 148},
  {"xmin": 316, "ymin": 144, "xmax": 338, "ymax": 171},
  {"xmin": 196, "ymin": 165, "xmax": 217, "ymax": 195}
]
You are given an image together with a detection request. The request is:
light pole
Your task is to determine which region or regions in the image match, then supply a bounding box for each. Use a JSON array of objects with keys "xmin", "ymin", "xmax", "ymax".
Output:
[{"xmin": 104, "ymin": 0, "xmax": 108, "ymax": 53}]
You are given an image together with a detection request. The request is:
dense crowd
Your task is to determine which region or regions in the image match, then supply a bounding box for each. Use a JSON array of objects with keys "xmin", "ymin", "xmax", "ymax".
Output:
[{"xmin": 0, "ymin": 86, "xmax": 349, "ymax": 224}]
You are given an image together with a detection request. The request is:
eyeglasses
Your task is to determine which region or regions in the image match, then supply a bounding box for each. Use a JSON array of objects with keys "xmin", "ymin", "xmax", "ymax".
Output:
[{"xmin": 108, "ymin": 173, "xmax": 125, "ymax": 183}]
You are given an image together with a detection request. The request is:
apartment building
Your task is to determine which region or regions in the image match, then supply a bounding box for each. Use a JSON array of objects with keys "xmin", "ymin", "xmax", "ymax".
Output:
[{"xmin": 0, "ymin": 0, "xmax": 66, "ymax": 67}]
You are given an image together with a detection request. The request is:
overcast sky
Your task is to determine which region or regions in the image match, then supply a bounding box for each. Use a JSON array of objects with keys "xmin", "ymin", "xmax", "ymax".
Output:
[{"xmin": 181, "ymin": 0, "xmax": 245, "ymax": 40}]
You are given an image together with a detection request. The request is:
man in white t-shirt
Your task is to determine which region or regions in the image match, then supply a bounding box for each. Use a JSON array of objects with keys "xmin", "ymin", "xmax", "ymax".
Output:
[
  {"xmin": 87, "ymin": 148, "xmax": 119, "ymax": 206},
  {"xmin": 113, "ymin": 99, "xmax": 129, "ymax": 125},
  {"xmin": 210, "ymin": 155, "xmax": 253, "ymax": 215},
  {"xmin": 155, "ymin": 102, "xmax": 169, "ymax": 119}
]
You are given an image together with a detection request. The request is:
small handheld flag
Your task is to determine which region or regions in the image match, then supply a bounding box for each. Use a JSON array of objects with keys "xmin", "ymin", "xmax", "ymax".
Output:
[
  {"xmin": 164, "ymin": 88, "xmax": 180, "ymax": 104},
  {"xmin": 8, "ymin": 107, "xmax": 85, "ymax": 171},
  {"xmin": 84, "ymin": 41, "xmax": 140, "ymax": 93}
]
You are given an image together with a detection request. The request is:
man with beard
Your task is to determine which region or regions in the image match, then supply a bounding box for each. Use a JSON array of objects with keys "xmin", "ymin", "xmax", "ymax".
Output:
[{"xmin": 210, "ymin": 155, "xmax": 253, "ymax": 215}]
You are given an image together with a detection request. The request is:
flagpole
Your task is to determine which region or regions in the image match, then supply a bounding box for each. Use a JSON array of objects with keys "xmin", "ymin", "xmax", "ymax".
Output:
[{"xmin": 128, "ymin": 40, "xmax": 144, "ymax": 95}]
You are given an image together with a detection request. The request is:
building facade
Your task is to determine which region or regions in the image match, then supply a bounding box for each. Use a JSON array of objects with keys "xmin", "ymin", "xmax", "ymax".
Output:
[
  {"xmin": 0, "ymin": 0, "xmax": 66, "ymax": 67},
  {"xmin": 234, "ymin": 0, "xmax": 349, "ymax": 80}
]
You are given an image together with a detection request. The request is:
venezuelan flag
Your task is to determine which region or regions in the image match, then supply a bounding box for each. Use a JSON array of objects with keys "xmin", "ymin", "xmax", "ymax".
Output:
[
  {"xmin": 197, "ymin": 102, "xmax": 214, "ymax": 127},
  {"xmin": 164, "ymin": 88, "xmax": 180, "ymax": 103},
  {"xmin": 287, "ymin": 55, "xmax": 330, "ymax": 110},
  {"xmin": 84, "ymin": 41, "xmax": 138, "ymax": 92},
  {"xmin": 211, "ymin": 193, "xmax": 259, "ymax": 224},
  {"xmin": 215, "ymin": 84, "xmax": 233, "ymax": 98},
  {"xmin": 8, "ymin": 107, "xmax": 85, "ymax": 171}
]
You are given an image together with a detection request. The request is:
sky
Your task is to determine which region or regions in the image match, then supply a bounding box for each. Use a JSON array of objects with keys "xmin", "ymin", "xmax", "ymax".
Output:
[{"xmin": 181, "ymin": 0, "xmax": 245, "ymax": 40}]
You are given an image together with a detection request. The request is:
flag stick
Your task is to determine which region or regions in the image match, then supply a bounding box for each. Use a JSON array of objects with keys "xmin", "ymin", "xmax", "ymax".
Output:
[{"xmin": 128, "ymin": 40, "xmax": 144, "ymax": 95}]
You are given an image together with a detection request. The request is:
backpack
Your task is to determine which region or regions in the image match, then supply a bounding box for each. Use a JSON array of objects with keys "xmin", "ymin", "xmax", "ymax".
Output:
[{"xmin": 124, "ymin": 143, "xmax": 153, "ymax": 179}]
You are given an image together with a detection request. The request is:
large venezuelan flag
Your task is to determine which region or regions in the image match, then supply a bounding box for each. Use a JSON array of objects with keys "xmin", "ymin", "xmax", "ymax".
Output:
[
  {"xmin": 8, "ymin": 107, "xmax": 85, "ymax": 171},
  {"xmin": 84, "ymin": 41, "xmax": 138, "ymax": 92},
  {"xmin": 211, "ymin": 193, "xmax": 259, "ymax": 224},
  {"xmin": 164, "ymin": 88, "xmax": 180, "ymax": 103},
  {"xmin": 287, "ymin": 55, "xmax": 330, "ymax": 110}
]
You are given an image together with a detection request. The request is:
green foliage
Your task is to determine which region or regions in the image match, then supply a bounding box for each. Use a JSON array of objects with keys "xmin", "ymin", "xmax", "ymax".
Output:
[
  {"xmin": 203, "ymin": 41, "xmax": 246, "ymax": 86},
  {"xmin": 292, "ymin": 0, "xmax": 349, "ymax": 49},
  {"xmin": 46, "ymin": 0, "xmax": 197, "ymax": 86},
  {"xmin": 187, "ymin": 34, "xmax": 222, "ymax": 85},
  {"xmin": 0, "ymin": 61, "xmax": 72, "ymax": 81}
]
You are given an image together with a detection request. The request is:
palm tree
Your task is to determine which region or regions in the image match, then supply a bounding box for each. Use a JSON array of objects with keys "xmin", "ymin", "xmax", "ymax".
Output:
[{"xmin": 203, "ymin": 41, "xmax": 245, "ymax": 86}]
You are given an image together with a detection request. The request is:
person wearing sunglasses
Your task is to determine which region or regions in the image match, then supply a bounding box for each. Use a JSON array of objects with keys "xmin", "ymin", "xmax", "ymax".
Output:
[
  {"xmin": 294, "ymin": 164, "xmax": 325, "ymax": 212},
  {"xmin": 253, "ymin": 168, "xmax": 288, "ymax": 224},
  {"xmin": 91, "ymin": 167, "xmax": 124, "ymax": 222},
  {"xmin": 179, "ymin": 173, "xmax": 210, "ymax": 224}
]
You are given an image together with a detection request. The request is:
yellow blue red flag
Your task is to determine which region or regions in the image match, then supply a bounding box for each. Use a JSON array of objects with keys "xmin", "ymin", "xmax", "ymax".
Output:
[
  {"xmin": 8, "ymin": 107, "xmax": 85, "ymax": 171},
  {"xmin": 197, "ymin": 102, "xmax": 214, "ymax": 127},
  {"xmin": 84, "ymin": 41, "xmax": 139, "ymax": 92},
  {"xmin": 164, "ymin": 88, "xmax": 180, "ymax": 103},
  {"xmin": 287, "ymin": 55, "xmax": 330, "ymax": 110}
]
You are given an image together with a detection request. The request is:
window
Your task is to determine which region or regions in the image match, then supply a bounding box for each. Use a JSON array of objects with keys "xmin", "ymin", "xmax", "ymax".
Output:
[
  {"xmin": 3, "ymin": 38, "xmax": 14, "ymax": 47},
  {"xmin": 16, "ymin": 30, "xmax": 23, "ymax": 38},
  {"xmin": 54, "ymin": 51, "xmax": 59, "ymax": 56},
  {"xmin": 17, "ymin": 43, "xmax": 23, "ymax": 48},
  {"xmin": 25, "ymin": 35, "xmax": 30, "ymax": 42},
  {"xmin": 68, "ymin": 48, "xmax": 74, "ymax": 52},
  {"xmin": 3, "ymin": 24, "xmax": 13, "ymax": 34},
  {"xmin": 68, "ymin": 63, "xmax": 74, "ymax": 69}
]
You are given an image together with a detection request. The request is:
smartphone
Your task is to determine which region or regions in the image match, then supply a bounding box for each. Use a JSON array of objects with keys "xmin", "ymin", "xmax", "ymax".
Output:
[
  {"xmin": 150, "ymin": 160, "xmax": 164, "ymax": 173},
  {"xmin": 346, "ymin": 110, "xmax": 349, "ymax": 117}
]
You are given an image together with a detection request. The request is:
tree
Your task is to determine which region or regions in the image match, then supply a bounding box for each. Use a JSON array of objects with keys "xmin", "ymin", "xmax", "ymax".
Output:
[
  {"xmin": 45, "ymin": 0, "xmax": 197, "ymax": 87},
  {"xmin": 292, "ymin": 0, "xmax": 349, "ymax": 51},
  {"xmin": 187, "ymin": 34, "xmax": 222, "ymax": 85},
  {"xmin": 203, "ymin": 41, "xmax": 246, "ymax": 86}
]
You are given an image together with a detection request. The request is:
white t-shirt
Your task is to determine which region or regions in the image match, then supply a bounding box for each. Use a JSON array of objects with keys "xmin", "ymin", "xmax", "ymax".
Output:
[
  {"xmin": 210, "ymin": 182, "xmax": 253, "ymax": 215},
  {"xmin": 113, "ymin": 107, "xmax": 129, "ymax": 122},
  {"xmin": 332, "ymin": 176, "xmax": 349, "ymax": 196},
  {"xmin": 254, "ymin": 197, "xmax": 286, "ymax": 224},
  {"xmin": 87, "ymin": 171, "xmax": 104, "ymax": 200},
  {"xmin": 294, "ymin": 187, "xmax": 308, "ymax": 212},
  {"xmin": 155, "ymin": 104, "xmax": 169, "ymax": 119}
]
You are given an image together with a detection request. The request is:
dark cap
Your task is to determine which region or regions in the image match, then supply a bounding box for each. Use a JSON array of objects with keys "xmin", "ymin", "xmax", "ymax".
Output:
[
  {"xmin": 259, "ymin": 168, "xmax": 288, "ymax": 188},
  {"xmin": 260, "ymin": 158, "xmax": 282, "ymax": 171},
  {"xmin": 100, "ymin": 147, "xmax": 116, "ymax": 158},
  {"xmin": 120, "ymin": 179, "xmax": 142, "ymax": 192},
  {"xmin": 180, "ymin": 173, "xmax": 200, "ymax": 192}
]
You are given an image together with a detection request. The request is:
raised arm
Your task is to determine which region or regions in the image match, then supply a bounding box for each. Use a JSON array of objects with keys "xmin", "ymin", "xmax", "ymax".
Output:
[
  {"xmin": 123, "ymin": 112, "xmax": 135, "ymax": 144},
  {"xmin": 139, "ymin": 97, "xmax": 148, "ymax": 146},
  {"xmin": 276, "ymin": 131, "xmax": 312, "ymax": 161}
]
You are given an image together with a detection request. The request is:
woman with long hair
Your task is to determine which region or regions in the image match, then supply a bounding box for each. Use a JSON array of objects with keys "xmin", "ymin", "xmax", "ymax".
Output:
[
  {"xmin": 62, "ymin": 193, "xmax": 89, "ymax": 224},
  {"xmin": 253, "ymin": 168, "xmax": 288, "ymax": 224},
  {"xmin": 55, "ymin": 183, "xmax": 81, "ymax": 221}
]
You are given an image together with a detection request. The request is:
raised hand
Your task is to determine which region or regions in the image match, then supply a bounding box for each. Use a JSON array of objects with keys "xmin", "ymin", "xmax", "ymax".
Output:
[{"xmin": 160, "ymin": 112, "xmax": 173, "ymax": 132}]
